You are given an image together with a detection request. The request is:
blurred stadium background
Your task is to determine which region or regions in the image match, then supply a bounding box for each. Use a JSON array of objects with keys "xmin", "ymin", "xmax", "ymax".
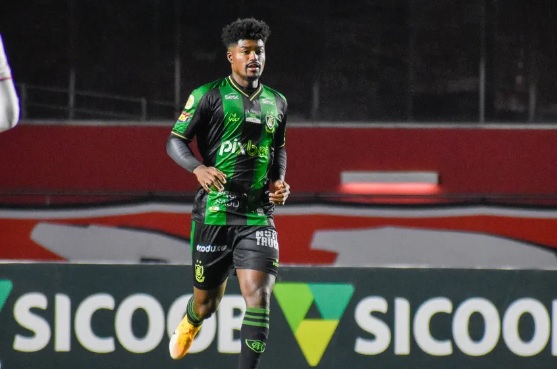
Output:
[
  {"xmin": 2, "ymin": 0, "xmax": 557, "ymax": 122},
  {"xmin": 1, "ymin": 1, "xmax": 557, "ymax": 369}
]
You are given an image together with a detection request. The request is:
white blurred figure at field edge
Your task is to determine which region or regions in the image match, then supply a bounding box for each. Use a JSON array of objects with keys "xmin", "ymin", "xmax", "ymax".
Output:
[{"xmin": 0, "ymin": 34, "xmax": 20, "ymax": 132}]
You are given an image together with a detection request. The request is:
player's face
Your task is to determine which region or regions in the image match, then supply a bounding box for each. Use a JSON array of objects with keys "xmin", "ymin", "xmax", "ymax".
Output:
[{"xmin": 227, "ymin": 39, "xmax": 266, "ymax": 87}]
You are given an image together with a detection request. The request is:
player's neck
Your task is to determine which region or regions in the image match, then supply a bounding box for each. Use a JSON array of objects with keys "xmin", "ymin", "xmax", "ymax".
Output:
[{"xmin": 230, "ymin": 74, "xmax": 259, "ymax": 92}]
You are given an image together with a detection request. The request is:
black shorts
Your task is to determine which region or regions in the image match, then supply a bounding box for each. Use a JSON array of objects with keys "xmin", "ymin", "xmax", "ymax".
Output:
[{"xmin": 190, "ymin": 221, "xmax": 280, "ymax": 290}]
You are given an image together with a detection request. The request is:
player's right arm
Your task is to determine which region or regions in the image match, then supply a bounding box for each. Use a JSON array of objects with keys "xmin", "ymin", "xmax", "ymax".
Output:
[
  {"xmin": 166, "ymin": 136, "xmax": 226, "ymax": 193},
  {"xmin": 166, "ymin": 88, "xmax": 226, "ymax": 192}
]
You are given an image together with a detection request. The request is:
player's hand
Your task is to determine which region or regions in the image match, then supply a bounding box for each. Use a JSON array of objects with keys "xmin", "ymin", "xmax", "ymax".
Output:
[
  {"xmin": 269, "ymin": 179, "xmax": 290, "ymax": 205},
  {"xmin": 193, "ymin": 165, "xmax": 227, "ymax": 193}
]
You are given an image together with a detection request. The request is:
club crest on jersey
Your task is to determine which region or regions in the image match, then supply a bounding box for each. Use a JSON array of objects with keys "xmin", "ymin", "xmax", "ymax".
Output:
[{"xmin": 265, "ymin": 115, "xmax": 276, "ymax": 133}]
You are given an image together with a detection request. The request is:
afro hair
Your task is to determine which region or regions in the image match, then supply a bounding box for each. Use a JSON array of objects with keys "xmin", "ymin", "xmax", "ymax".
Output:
[{"xmin": 221, "ymin": 18, "xmax": 271, "ymax": 47}]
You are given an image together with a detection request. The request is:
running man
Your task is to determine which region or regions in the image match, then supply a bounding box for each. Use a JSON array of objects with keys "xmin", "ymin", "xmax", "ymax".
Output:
[{"xmin": 166, "ymin": 18, "xmax": 289, "ymax": 369}]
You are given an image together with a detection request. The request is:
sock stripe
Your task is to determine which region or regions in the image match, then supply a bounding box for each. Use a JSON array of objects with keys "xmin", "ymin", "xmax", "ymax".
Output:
[
  {"xmin": 244, "ymin": 318, "xmax": 270, "ymax": 325},
  {"xmin": 244, "ymin": 313, "xmax": 270, "ymax": 320},
  {"xmin": 187, "ymin": 297, "xmax": 202, "ymax": 326},
  {"xmin": 243, "ymin": 320, "xmax": 269, "ymax": 328},
  {"xmin": 243, "ymin": 308, "xmax": 270, "ymax": 328}
]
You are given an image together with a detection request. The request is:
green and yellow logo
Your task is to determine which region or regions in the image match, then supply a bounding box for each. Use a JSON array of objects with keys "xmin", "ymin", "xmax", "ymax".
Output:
[
  {"xmin": 195, "ymin": 261, "xmax": 205, "ymax": 283},
  {"xmin": 273, "ymin": 282, "xmax": 354, "ymax": 367},
  {"xmin": 0, "ymin": 279, "xmax": 14, "ymax": 314},
  {"xmin": 245, "ymin": 339, "xmax": 266, "ymax": 353}
]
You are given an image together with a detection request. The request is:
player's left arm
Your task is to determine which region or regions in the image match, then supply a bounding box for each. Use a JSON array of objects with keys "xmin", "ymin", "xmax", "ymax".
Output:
[
  {"xmin": 269, "ymin": 98, "xmax": 289, "ymax": 205},
  {"xmin": 269, "ymin": 145, "xmax": 289, "ymax": 205}
]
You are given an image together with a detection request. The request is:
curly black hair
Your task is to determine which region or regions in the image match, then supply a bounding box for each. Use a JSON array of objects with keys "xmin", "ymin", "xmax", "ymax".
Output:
[{"xmin": 221, "ymin": 18, "xmax": 271, "ymax": 47}]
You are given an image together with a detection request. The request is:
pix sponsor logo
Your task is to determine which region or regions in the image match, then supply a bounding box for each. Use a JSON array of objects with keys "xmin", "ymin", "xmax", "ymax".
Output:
[{"xmin": 218, "ymin": 138, "xmax": 269, "ymax": 159}]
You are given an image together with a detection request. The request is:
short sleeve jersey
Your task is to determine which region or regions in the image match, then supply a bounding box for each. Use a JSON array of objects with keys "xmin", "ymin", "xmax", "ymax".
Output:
[{"xmin": 171, "ymin": 76, "xmax": 287, "ymax": 226}]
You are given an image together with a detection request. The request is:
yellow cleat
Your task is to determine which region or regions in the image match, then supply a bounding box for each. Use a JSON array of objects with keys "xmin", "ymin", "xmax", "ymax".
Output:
[{"xmin": 169, "ymin": 316, "xmax": 202, "ymax": 360}]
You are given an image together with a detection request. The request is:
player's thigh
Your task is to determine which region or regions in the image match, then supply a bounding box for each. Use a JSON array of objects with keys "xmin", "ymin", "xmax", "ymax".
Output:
[
  {"xmin": 192, "ymin": 282, "xmax": 228, "ymax": 317},
  {"xmin": 236, "ymin": 269, "xmax": 276, "ymax": 307},
  {"xmin": 191, "ymin": 221, "xmax": 234, "ymax": 290},
  {"xmin": 232, "ymin": 225, "xmax": 279, "ymax": 277}
]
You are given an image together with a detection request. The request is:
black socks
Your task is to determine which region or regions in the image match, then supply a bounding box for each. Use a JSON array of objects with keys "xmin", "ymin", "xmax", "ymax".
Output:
[{"xmin": 239, "ymin": 307, "xmax": 270, "ymax": 369}]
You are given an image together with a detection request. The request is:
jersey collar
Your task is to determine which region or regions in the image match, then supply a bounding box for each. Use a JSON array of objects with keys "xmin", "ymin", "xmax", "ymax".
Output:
[{"xmin": 227, "ymin": 76, "xmax": 262, "ymax": 101}]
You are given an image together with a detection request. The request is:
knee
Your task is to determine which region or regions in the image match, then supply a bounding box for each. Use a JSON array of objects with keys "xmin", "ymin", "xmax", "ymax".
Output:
[
  {"xmin": 244, "ymin": 285, "xmax": 273, "ymax": 308},
  {"xmin": 195, "ymin": 297, "xmax": 221, "ymax": 320}
]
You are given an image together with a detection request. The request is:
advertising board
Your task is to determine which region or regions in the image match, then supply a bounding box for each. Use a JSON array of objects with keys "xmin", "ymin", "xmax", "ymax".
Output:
[{"xmin": 0, "ymin": 264, "xmax": 555, "ymax": 369}]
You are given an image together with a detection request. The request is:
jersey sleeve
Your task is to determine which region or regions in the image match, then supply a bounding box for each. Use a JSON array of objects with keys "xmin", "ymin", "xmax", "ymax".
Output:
[
  {"xmin": 274, "ymin": 94, "xmax": 288, "ymax": 148},
  {"xmin": 270, "ymin": 93, "xmax": 287, "ymax": 181},
  {"xmin": 171, "ymin": 87, "xmax": 210, "ymax": 141}
]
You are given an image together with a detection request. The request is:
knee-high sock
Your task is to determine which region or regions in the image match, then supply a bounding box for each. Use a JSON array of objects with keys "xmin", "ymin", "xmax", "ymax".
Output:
[
  {"xmin": 238, "ymin": 307, "xmax": 270, "ymax": 369},
  {"xmin": 186, "ymin": 297, "xmax": 203, "ymax": 326}
]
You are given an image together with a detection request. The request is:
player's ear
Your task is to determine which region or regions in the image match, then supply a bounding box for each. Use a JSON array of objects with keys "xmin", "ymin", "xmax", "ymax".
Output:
[{"xmin": 226, "ymin": 51, "xmax": 233, "ymax": 63}]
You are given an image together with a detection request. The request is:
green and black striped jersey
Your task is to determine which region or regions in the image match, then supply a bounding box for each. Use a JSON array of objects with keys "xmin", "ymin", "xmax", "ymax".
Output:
[{"xmin": 171, "ymin": 76, "xmax": 287, "ymax": 226}]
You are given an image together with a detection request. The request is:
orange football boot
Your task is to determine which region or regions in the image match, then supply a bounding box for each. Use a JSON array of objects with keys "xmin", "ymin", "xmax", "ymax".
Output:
[{"xmin": 169, "ymin": 316, "xmax": 202, "ymax": 360}]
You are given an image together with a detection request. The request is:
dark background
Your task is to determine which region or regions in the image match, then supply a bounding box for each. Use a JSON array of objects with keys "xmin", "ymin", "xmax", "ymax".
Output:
[{"xmin": 2, "ymin": 0, "xmax": 556, "ymax": 122}]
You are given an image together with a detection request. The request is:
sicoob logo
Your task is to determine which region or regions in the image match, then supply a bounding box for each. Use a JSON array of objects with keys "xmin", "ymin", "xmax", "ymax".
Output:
[{"xmin": 273, "ymin": 282, "xmax": 354, "ymax": 367}]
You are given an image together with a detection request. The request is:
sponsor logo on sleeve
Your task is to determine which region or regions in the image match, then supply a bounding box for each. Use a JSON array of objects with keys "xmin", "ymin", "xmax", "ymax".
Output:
[
  {"xmin": 178, "ymin": 112, "xmax": 191, "ymax": 122},
  {"xmin": 185, "ymin": 94, "xmax": 195, "ymax": 110}
]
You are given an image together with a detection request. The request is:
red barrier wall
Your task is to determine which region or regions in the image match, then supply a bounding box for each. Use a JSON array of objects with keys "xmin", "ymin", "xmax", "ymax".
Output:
[{"xmin": 1, "ymin": 123, "xmax": 557, "ymax": 196}]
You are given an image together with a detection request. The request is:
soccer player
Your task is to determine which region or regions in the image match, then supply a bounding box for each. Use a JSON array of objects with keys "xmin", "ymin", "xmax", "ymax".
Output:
[
  {"xmin": 0, "ymin": 34, "xmax": 20, "ymax": 132},
  {"xmin": 166, "ymin": 18, "xmax": 289, "ymax": 369}
]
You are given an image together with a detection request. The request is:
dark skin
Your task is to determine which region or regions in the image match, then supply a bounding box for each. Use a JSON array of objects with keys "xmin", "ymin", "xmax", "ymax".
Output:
[{"xmin": 191, "ymin": 38, "xmax": 289, "ymax": 319}]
